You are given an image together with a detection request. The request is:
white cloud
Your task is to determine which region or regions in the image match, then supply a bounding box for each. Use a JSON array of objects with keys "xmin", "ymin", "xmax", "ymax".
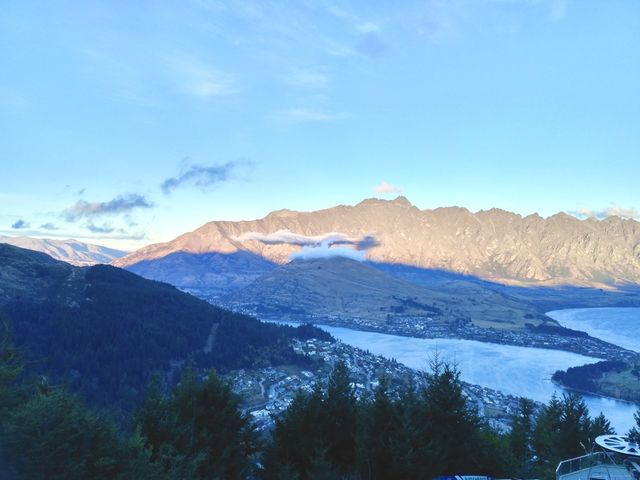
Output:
[
  {"xmin": 569, "ymin": 206, "xmax": 640, "ymax": 220},
  {"xmin": 289, "ymin": 242, "xmax": 366, "ymax": 262},
  {"xmin": 372, "ymin": 181, "xmax": 403, "ymax": 194},
  {"xmin": 236, "ymin": 230, "xmax": 352, "ymax": 246}
]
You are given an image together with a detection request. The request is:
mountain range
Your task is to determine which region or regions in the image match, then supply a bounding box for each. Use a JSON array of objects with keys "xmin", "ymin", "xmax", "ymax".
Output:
[
  {"xmin": 0, "ymin": 236, "xmax": 126, "ymax": 266},
  {"xmin": 115, "ymin": 196, "xmax": 640, "ymax": 289}
]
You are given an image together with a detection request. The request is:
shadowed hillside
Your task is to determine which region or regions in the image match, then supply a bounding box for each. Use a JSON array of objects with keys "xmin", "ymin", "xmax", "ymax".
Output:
[{"xmin": 0, "ymin": 243, "xmax": 330, "ymax": 411}]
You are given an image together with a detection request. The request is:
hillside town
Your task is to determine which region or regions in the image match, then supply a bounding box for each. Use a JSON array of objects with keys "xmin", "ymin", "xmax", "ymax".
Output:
[{"xmin": 226, "ymin": 336, "xmax": 527, "ymax": 433}]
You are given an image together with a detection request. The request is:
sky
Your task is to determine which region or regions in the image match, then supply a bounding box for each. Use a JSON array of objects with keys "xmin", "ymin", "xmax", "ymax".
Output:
[{"xmin": 1, "ymin": 0, "xmax": 639, "ymax": 250}]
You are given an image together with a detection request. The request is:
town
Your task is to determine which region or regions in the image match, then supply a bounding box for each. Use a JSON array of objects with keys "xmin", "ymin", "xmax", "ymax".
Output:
[{"xmin": 225, "ymin": 336, "xmax": 528, "ymax": 433}]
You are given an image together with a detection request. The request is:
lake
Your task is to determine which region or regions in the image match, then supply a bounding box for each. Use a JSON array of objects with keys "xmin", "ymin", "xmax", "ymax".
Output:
[
  {"xmin": 272, "ymin": 312, "xmax": 639, "ymax": 433},
  {"xmin": 547, "ymin": 307, "xmax": 640, "ymax": 353}
]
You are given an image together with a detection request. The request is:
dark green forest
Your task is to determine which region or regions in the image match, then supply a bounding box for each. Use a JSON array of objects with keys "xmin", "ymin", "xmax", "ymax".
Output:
[
  {"xmin": 2, "ymin": 327, "xmax": 637, "ymax": 480},
  {"xmin": 0, "ymin": 244, "xmax": 332, "ymax": 412}
]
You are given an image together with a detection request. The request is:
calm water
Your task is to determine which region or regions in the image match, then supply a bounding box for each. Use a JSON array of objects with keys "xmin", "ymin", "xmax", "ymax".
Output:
[
  {"xmin": 270, "ymin": 314, "xmax": 639, "ymax": 433},
  {"xmin": 547, "ymin": 307, "xmax": 640, "ymax": 353}
]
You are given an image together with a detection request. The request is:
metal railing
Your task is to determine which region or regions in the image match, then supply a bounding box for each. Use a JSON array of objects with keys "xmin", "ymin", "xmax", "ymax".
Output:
[{"xmin": 556, "ymin": 452, "xmax": 617, "ymax": 477}]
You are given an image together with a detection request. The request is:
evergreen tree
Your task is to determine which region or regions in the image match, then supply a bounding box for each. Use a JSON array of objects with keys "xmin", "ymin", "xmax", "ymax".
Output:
[
  {"xmin": 137, "ymin": 367, "xmax": 256, "ymax": 479},
  {"xmin": 3, "ymin": 387, "xmax": 159, "ymax": 480},
  {"xmin": 307, "ymin": 447, "xmax": 340, "ymax": 480},
  {"xmin": 590, "ymin": 412, "xmax": 614, "ymax": 438},
  {"xmin": 261, "ymin": 386, "xmax": 326, "ymax": 479},
  {"xmin": 324, "ymin": 361, "xmax": 357, "ymax": 476},
  {"xmin": 261, "ymin": 362, "xmax": 356, "ymax": 479},
  {"xmin": 532, "ymin": 394, "xmax": 563, "ymax": 477},
  {"xmin": 417, "ymin": 357, "xmax": 483, "ymax": 475},
  {"xmin": 557, "ymin": 393, "xmax": 592, "ymax": 459},
  {"xmin": 531, "ymin": 393, "xmax": 614, "ymax": 479},
  {"xmin": 356, "ymin": 375, "xmax": 400, "ymax": 480},
  {"xmin": 628, "ymin": 408, "xmax": 640, "ymax": 443},
  {"xmin": 509, "ymin": 397, "xmax": 536, "ymax": 476}
]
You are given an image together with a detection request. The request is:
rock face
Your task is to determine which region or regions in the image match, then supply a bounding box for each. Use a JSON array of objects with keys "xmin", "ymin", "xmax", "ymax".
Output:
[
  {"xmin": 115, "ymin": 196, "xmax": 640, "ymax": 287},
  {"xmin": 0, "ymin": 236, "xmax": 126, "ymax": 266}
]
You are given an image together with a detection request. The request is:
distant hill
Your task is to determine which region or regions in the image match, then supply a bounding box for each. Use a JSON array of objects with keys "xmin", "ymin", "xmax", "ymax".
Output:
[
  {"xmin": 0, "ymin": 236, "xmax": 126, "ymax": 266},
  {"xmin": 114, "ymin": 196, "xmax": 640, "ymax": 289},
  {"xmin": 125, "ymin": 250, "xmax": 276, "ymax": 298},
  {"xmin": 226, "ymin": 256, "xmax": 552, "ymax": 330},
  {"xmin": 0, "ymin": 244, "xmax": 329, "ymax": 411}
]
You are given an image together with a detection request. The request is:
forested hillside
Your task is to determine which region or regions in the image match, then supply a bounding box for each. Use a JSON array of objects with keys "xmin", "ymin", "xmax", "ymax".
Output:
[{"xmin": 0, "ymin": 244, "xmax": 329, "ymax": 411}]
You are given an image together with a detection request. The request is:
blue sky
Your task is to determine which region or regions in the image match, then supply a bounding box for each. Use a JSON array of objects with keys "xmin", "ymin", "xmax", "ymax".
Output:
[{"xmin": 1, "ymin": 0, "xmax": 639, "ymax": 250}]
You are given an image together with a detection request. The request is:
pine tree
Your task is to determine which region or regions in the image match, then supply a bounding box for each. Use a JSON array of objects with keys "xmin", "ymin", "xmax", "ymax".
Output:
[
  {"xmin": 137, "ymin": 367, "xmax": 256, "ymax": 479},
  {"xmin": 532, "ymin": 394, "xmax": 562, "ymax": 476},
  {"xmin": 628, "ymin": 408, "xmax": 640, "ymax": 443},
  {"xmin": 3, "ymin": 388, "xmax": 149, "ymax": 480},
  {"xmin": 590, "ymin": 412, "xmax": 614, "ymax": 438},
  {"xmin": 418, "ymin": 356, "xmax": 483, "ymax": 475},
  {"xmin": 509, "ymin": 397, "xmax": 536, "ymax": 476},
  {"xmin": 558, "ymin": 393, "xmax": 592, "ymax": 459},
  {"xmin": 324, "ymin": 361, "xmax": 357, "ymax": 476},
  {"xmin": 356, "ymin": 375, "xmax": 399, "ymax": 480}
]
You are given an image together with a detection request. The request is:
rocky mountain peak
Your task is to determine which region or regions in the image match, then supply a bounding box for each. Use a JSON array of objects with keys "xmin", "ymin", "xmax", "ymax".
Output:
[{"xmin": 115, "ymin": 198, "xmax": 640, "ymax": 288}]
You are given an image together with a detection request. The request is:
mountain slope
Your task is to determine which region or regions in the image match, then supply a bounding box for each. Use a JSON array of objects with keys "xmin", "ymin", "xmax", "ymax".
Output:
[
  {"xmin": 125, "ymin": 250, "xmax": 276, "ymax": 298},
  {"xmin": 0, "ymin": 243, "xmax": 327, "ymax": 411},
  {"xmin": 0, "ymin": 236, "xmax": 126, "ymax": 266},
  {"xmin": 226, "ymin": 256, "xmax": 551, "ymax": 329},
  {"xmin": 115, "ymin": 197, "xmax": 640, "ymax": 288}
]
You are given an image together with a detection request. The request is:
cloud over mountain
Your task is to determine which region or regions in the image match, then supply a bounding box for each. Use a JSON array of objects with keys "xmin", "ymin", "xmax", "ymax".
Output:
[
  {"xmin": 235, "ymin": 229, "xmax": 378, "ymax": 250},
  {"xmin": 373, "ymin": 181, "xmax": 402, "ymax": 194},
  {"xmin": 569, "ymin": 206, "xmax": 640, "ymax": 220}
]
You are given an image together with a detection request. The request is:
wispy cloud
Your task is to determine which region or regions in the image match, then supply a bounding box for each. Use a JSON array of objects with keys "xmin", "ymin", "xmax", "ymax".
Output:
[
  {"xmin": 373, "ymin": 181, "xmax": 403, "ymax": 194},
  {"xmin": 569, "ymin": 206, "xmax": 640, "ymax": 220},
  {"xmin": 161, "ymin": 160, "xmax": 248, "ymax": 194},
  {"xmin": 63, "ymin": 194, "xmax": 154, "ymax": 221},
  {"xmin": 11, "ymin": 219, "xmax": 30, "ymax": 229},
  {"xmin": 86, "ymin": 222, "xmax": 119, "ymax": 234},
  {"xmin": 327, "ymin": 5, "xmax": 380, "ymax": 34},
  {"xmin": 169, "ymin": 56, "xmax": 240, "ymax": 98},
  {"xmin": 40, "ymin": 223, "xmax": 59, "ymax": 231},
  {"xmin": 274, "ymin": 108, "xmax": 343, "ymax": 123},
  {"xmin": 325, "ymin": 4, "xmax": 385, "ymax": 58}
]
